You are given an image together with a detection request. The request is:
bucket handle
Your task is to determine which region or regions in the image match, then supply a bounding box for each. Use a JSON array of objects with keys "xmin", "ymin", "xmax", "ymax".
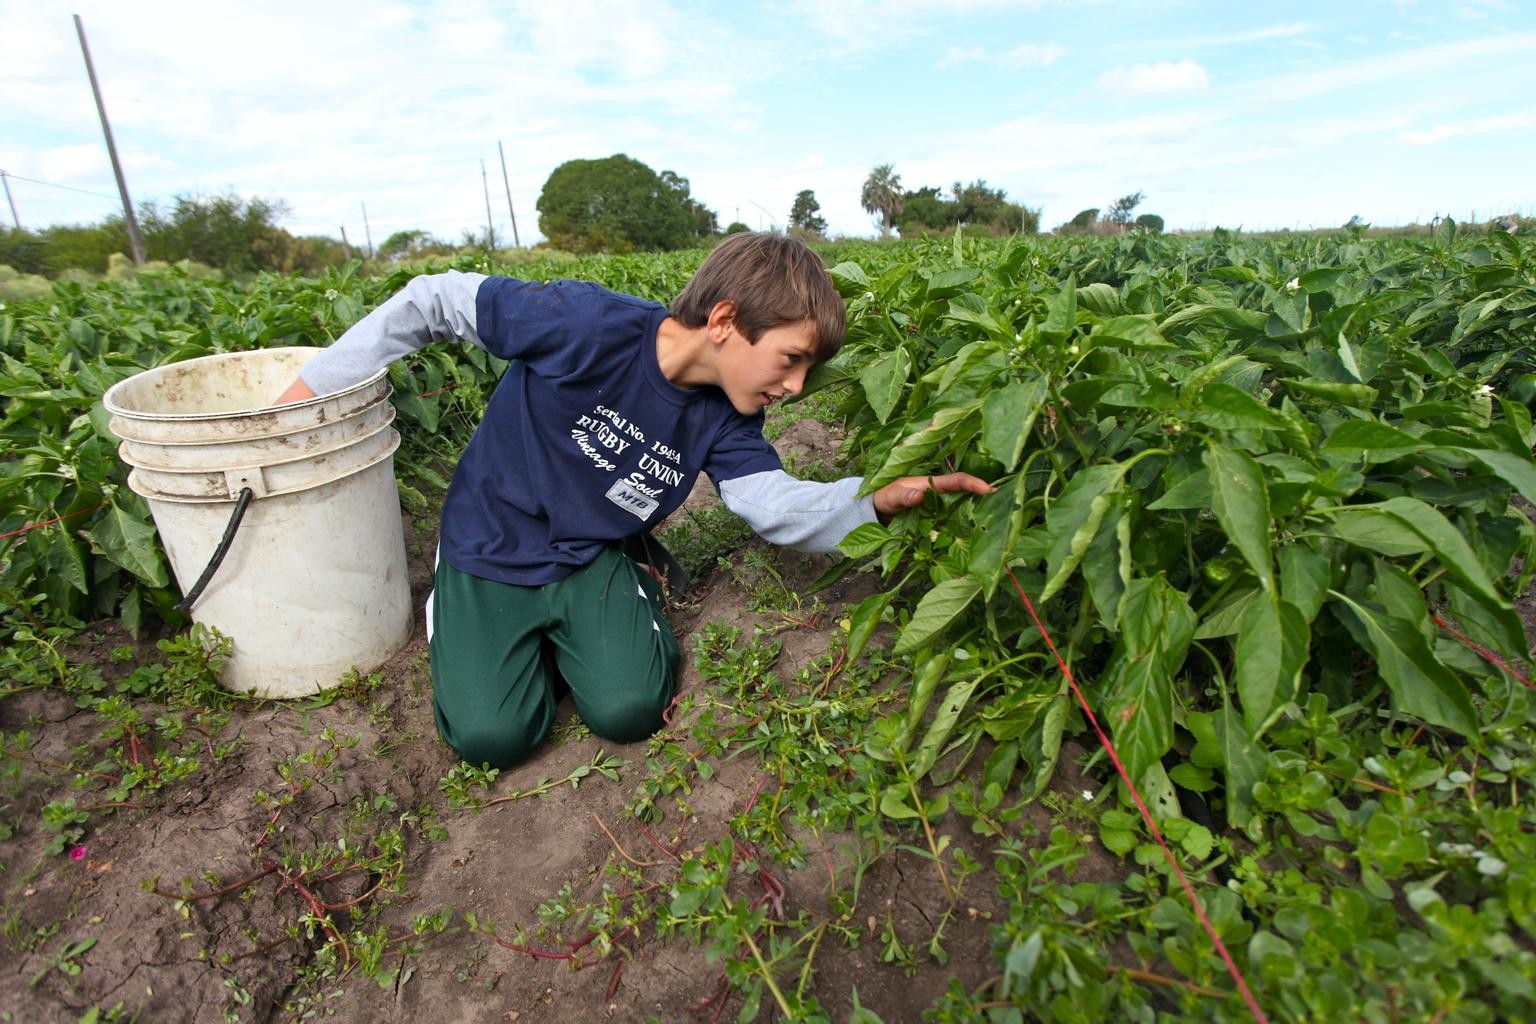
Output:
[{"xmin": 174, "ymin": 487, "xmax": 254, "ymax": 612}]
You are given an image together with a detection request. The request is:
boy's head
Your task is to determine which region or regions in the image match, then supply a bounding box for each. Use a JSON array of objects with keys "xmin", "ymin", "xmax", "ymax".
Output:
[{"xmin": 672, "ymin": 232, "xmax": 846, "ymax": 362}]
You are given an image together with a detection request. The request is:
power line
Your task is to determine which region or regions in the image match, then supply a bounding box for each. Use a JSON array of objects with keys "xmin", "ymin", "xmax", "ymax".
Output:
[{"xmin": 0, "ymin": 170, "xmax": 118, "ymax": 201}]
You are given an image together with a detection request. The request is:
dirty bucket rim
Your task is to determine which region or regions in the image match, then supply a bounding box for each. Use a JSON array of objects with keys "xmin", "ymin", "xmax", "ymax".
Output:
[
  {"xmin": 102, "ymin": 346, "xmax": 388, "ymax": 421},
  {"xmin": 111, "ymin": 391, "xmax": 395, "ymax": 452}
]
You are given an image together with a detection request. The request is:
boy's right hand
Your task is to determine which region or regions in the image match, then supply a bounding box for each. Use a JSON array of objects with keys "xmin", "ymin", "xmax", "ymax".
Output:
[
  {"xmin": 273, "ymin": 377, "xmax": 317, "ymax": 405},
  {"xmin": 872, "ymin": 472, "xmax": 995, "ymax": 520}
]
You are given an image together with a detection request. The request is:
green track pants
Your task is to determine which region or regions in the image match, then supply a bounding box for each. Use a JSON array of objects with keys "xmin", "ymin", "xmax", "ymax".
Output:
[{"xmin": 427, "ymin": 546, "xmax": 679, "ymax": 768}]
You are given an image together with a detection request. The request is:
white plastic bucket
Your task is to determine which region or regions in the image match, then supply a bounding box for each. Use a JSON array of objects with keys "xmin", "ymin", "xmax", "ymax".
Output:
[{"xmin": 103, "ymin": 347, "xmax": 413, "ymax": 698}]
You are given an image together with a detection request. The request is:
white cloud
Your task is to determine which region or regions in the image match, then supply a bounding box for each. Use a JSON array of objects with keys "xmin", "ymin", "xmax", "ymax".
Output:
[
  {"xmin": 935, "ymin": 41, "xmax": 1064, "ymax": 69},
  {"xmin": 936, "ymin": 46, "xmax": 988, "ymax": 68},
  {"xmin": 1246, "ymin": 32, "xmax": 1536, "ymax": 103},
  {"xmin": 1004, "ymin": 42, "xmax": 1066, "ymax": 66},
  {"xmin": 1400, "ymin": 110, "xmax": 1535, "ymax": 144},
  {"xmin": 1098, "ymin": 59, "xmax": 1209, "ymax": 95}
]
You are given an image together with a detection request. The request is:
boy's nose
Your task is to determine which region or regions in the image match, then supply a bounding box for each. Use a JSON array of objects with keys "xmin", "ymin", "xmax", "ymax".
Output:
[{"xmin": 784, "ymin": 368, "xmax": 807, "ymax": 394}]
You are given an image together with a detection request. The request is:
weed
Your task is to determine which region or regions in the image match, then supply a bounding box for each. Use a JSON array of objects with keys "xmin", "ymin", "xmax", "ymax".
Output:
[{"xmin": 29, "ymin": 935, "xmax": 97, "ymax": 990}]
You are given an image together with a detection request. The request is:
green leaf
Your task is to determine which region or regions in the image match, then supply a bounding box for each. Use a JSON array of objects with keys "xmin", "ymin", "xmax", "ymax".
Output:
[
  {"xmin": 838, "ymin": 522, "xmax": 892, "ymax": 560},
  {"xmin": 1077, "ymin": 282, "xmax": 1121, "ymax": 316},
  {"xmin": 45, "ymin": 529, "xmax": 90, "ymax": 597},
  {"xmin": 967, "ymin": 479, "xmax": 1024, "ymax": 597},
  {"xmin": 1332, "ymin": 594, "xmax": 1478, "ymax": 736},
  {"xmin": 827, "ymin": 261, "xmax": 870, "ymax": 292},
  {"xmin": 1194, "ymin": 586, "xmax": 1261, "ymax": 639},
  {"xmin": 1322, "ymin": 420, "xmax": 1429, "ymax": 460},
  {"xmin": 860, "ymin": 401, "xmax": 982, "ymax": 494},
  {"xmin": 925, "ymin": 266, "xmax": 981, "ymax": 299},
  {"xmin": 1039, "ymin": 464, "xmax": 1127, "ymax": 604},
  {"xmin": 893, "ymin": 576, "xmax": 982, "ymax": 655},
  {"xmin": 84, "ymin": 499, "xmax": 168, "ymax": 587},
  {"xmin": 1041, "ymin": 277, "xmax": 1078, "ymax": 341},
  {"xmin": 1317, "ymin": 507, "xmax": 1426, "ymax": 556},
  {"xmin": 944, "ymin": 293, "xmax": 1013, "ymax": 342},
  {"xmin": 1090, "ymin": 315, "xmax": 1173, "ymax": 350},
  {"xmin": 912, "ymin": 676, "xmax": 981, "ymax": 779},
  {"xmin": 1080, "ymin": 496, "xmax": 1130, "ymax": 630},
  {"xmin": 1188, "ymin": 707, "xmax": 1268, "ymax": 832},
  {"xmin": 1193, "ymin": 382, "xmax": 1289, "ymax": 431},
  {"xmin": 1460, "ymin": 446, "xmax": 1536, "ymax": 506},
  {"xmin": 879, "ymin": 785, "xmax": 920, "ymax": 820},
  {"xmin": 1106, "ymin": 577, "xmax": 1196, "ymax": 781},
  {"xmin": 1235, "ymin": 595, "xmax": 1309, "ymax": 737},
  {"xmin": 1159, "ymin": 303, "xmax": 1267, "ymax": 336},
  {"xmin": 1373, "ymin": 496, "xmax": 1525, "ymax": 655},
  {"xmin": 980, "ymin": 376, "xmax": 1048, "ymax": 472},
  {"xmin": 1147, "ymin": 468, "xmax": 1210, "ymax": 510},
  {"xmin": 859, "ymin": 348, "xmax": 912, "ymax": 425},
  {"xmin": 902, "ymin": 649, "xmax": 953, "ymax": 750},
  {"xmin": 1204, "ymin": 443, "xmax": 1274, "ymax": 590},
  {"xmin": 1278, "ymin": 545, "xmax": 1330, "ymax": 622},
  {"xmin": 1283, "ymin": 378, "xmax": 1377, "ymax": 408},
  {"xmin": 846, "ymin": 590, "xmax": 895, "ymax": 665}
]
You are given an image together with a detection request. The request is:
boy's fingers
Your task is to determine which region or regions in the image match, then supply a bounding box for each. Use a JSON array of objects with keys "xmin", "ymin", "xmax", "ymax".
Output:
[{"xmin": 928, "ymin": 472, "xmax": 996, "ymax": 495}]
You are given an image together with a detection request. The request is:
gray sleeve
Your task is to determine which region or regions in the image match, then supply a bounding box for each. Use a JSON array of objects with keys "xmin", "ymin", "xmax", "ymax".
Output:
[
  {"xmin": 298, "ymin": 270, "xmax": 490, "ymax": 395},
  {"xmin": 719, "ymin": 470, "xmax": 878, "ymax": 554}
]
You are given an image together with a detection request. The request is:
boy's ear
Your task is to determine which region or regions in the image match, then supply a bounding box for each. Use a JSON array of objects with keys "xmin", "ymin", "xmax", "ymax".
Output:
[{"xmin": 706, "ymin": 300, "xmax": 737, "ymax": 341}]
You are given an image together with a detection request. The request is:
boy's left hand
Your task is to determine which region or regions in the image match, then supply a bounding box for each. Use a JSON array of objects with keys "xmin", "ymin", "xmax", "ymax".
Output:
[{"xmin": 873, "ymin": 472, "xmax": 995, "ymax": 519}]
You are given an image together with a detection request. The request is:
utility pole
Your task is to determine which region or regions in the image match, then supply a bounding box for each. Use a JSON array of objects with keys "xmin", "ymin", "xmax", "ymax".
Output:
[
  {"xmin": 481, "ymin": 160, "xmax": 496, "ymax": 251},
  {"xmin": 497, "ymin": 141, "xmax": 520, "ymax": 248},
  {"xmin": 339, "ymin": 225, "xmax": 353, "ymax": 261},
  {"xmin": 361, "ymin": 201, "xmax": 374, "ymax": 259},
  {"xmin": 74, "ymin": 15, "xmax": 145, "ymax": 265},
  {"xmin": 1, "ymin": 171, "xmax": 19, "ymax": 229}
]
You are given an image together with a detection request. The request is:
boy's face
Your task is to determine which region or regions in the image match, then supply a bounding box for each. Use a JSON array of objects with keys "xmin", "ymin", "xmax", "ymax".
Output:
[{"xmin": 718, "ymin": 320, "xmax": 819, "ymax": 416}]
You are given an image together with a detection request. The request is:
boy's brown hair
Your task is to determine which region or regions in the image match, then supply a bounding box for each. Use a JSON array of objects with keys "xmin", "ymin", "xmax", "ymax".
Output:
[{"xmin": 672, "ymin": 232, "xmax": 847, "ymax": 361}]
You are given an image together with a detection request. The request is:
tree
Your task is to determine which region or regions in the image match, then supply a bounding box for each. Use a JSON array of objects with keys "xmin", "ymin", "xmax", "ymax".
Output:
[
  {"xmin": 723, "ymin": 221, "xmax": 751, "ymax": 236},
  {"xmin": 1105, "ymin": 191, "xmax": 1145, "ymax": 226},
  {"xmin": 788, "ymin": 190, "xmax": 827, "ymax": 236},
  {"xmin": 1133, "ymin": 213, "xmax": 1164, "ymax": 234},
  {"xmin": 860, "ymin": 164, "xmax": 903, "ymax": 239},
  {"xmin": 378, "ymin": 229, "xmax": 448, "ymax": 262},
  {"xmin": 537, "ymin": 154, "xmax": 714, "ymax": 254},
  {"xmin": 893, "ymin": 181, "xmax": 1040, "ymax": 237},
  {"xmin": 140, "ymin": 193, "xmax": 294, "ymax": 273},
  {"xmin": 893, "ymin": 186, "xmax": 951, "ymax": 233},
  {"xmin": 1066, "ymin": 208, "xmax": 1100, "ymax": 233}
]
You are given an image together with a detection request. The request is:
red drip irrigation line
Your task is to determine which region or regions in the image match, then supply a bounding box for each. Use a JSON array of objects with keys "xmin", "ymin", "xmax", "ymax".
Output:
[
  {"xmin": 0, "ymin": 503, "xmax": 107, "ymax": 541},
  {"xmin": 1005, "ymin": 568, "xmax": 1270, "ymax": 1024},
  {"xmin": 1431, "ymin": 614, "xmax": 1536, "ymax": 692}
]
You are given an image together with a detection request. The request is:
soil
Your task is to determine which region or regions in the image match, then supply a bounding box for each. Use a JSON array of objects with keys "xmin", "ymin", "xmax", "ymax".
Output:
[{"xmin": 0, "ymin": 421, "xmax": 1174, "ymax": 1023}]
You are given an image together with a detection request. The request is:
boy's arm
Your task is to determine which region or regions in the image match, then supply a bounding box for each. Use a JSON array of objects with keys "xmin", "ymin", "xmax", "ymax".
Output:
[
  {"xmin": 275, "ymin": 270, "xmax": 489, "ymax": 402},
  {"xmin": 718, "ymin": 470, "xmax": 993, "ymax": 554}
]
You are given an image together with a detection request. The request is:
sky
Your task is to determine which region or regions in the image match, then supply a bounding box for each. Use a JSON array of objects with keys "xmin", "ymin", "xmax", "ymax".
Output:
[{"xmin": 2, "ymin": 0, "xmax": 1532, "ymax": 248}]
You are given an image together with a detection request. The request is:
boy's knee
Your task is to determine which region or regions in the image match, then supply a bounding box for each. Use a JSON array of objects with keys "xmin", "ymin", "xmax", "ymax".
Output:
[
  {"xmin": 441, "ymin": 718, "xmax": 542, "ymax": 770},
  {"xmin": 580, "ymin": 690, "xmax": 670, "ymax": 744}
]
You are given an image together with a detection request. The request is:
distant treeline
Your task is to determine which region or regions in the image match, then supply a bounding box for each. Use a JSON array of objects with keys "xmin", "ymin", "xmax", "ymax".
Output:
[{"xmin": 0, "ymin": 194, "xmax": 351, "ymax": 278}]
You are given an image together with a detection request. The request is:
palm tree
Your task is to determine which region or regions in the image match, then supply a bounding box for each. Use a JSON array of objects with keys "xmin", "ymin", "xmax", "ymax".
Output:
[{"xmin": 861, "ymin": 164, "xmax": 903, "ymax": 239}]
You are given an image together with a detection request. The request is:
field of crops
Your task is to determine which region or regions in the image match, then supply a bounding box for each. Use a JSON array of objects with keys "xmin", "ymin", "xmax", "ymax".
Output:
[{"xmin": 2, "ymin": 226, "xmax": 1534, "ymax": 1022}]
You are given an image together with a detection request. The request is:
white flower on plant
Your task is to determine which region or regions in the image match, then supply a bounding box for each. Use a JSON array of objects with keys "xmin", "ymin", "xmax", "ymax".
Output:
[
  {"xmin": 1082, "ymin": 789, "xmax": 1095, "ymax": 802},
  {"xmin": 1285, "ymin": 278, "xmax": 1300, "ymax": 291},
  {"xmin": 325, "ymin": 289, "xmax": 339, "ymax": 301},
  {"xmin": 1476, "ymin": 384, "xmax": 1494, "ymax": 396}
]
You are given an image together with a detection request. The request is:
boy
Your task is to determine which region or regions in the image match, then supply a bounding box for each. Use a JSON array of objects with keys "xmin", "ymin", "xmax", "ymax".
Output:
[{"xmin": 277, "ymin": 233, "xmax": 990, "ymax": 768}]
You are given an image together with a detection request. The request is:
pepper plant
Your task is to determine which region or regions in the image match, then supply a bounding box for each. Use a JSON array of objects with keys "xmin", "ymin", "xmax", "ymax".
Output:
[{"xmin": 812, "ymin": 223, "xmax": 1536, "ymax": 829}]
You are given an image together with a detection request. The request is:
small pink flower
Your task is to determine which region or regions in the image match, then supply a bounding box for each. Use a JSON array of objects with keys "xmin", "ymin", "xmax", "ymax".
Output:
[{"xmin": 68, "ymin": 846, "xmax": 87, "ymax": 862}]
